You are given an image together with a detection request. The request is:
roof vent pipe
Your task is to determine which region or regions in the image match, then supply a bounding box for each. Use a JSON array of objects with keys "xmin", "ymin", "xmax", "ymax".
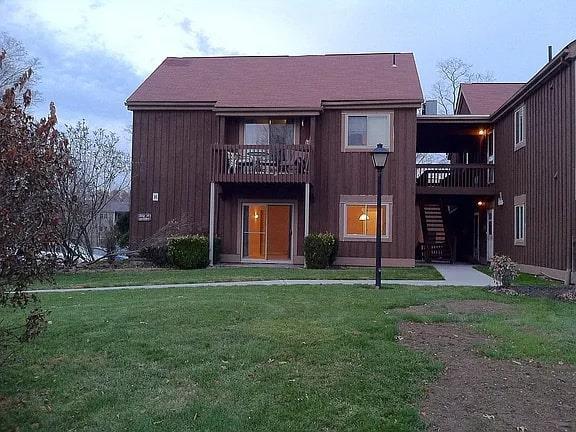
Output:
[
  {"xmin": 392, "ymin": 53, "xmax": 397, "ymax": 67},
  {"xmin": 548, "ymin": 45, "xmax": 553, "ymax": 62}
]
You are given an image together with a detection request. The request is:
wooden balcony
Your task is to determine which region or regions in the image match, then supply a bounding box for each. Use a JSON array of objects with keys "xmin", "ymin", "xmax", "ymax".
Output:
[
  {"xmin": 212, "ymin": 144, "xmax": 312, "ymax": 183},
  {"xmin": 416, "ymin": 164, "xmax": 495, "ymax": 195}
]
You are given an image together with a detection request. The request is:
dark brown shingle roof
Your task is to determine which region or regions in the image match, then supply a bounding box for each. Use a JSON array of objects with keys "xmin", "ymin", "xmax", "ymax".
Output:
[
  {"xmin": 127, "ymin": 53, "xmax": 423, "ymax": 109},
  {"xmin": 457, "ymin": 83, "xmax": 524, "ymax": 115}
]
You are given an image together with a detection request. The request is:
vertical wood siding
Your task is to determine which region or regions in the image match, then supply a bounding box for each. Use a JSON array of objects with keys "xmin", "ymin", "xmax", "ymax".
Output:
[
  {"xmin": 493, "ymin": 62, "xmax": 575, "ymax": 271},
  {"xmin": 310, "ymin": 108, "xmax": 417, "ymax": 260},
  {"xmin": 130, "ymin": 110, "xmax": 216, "ymax": 246},
  {"xmin": 130, "ymin": 108, "xmax": 417, "ymax": 263}
]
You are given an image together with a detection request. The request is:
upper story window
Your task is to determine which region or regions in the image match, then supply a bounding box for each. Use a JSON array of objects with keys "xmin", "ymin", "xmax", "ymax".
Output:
[
  {"xmin": 342, "ymin": 112, "xmax": 393, "ymax": 152},
  {"xmin": 514, "ymin": 105, "xmax": 526, "ymax": 150},
  {"xmin": 244, "ymin": 119, "xmax": 296, "ymax": 145}
]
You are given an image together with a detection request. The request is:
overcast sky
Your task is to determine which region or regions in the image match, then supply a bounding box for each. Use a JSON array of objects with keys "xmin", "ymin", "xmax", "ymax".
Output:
[{"xmin": 1, "ymin": 0, "xmax": 575, "ymax": 152}]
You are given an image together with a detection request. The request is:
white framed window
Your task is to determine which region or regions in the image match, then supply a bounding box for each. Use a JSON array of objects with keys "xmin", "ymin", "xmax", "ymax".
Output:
[
  {"xmin": 339, "ymin": 195, "xmax": 392, "ymax": 241},
  {"xmin": 243, "ymin": 119, "xmax": 296, "ymax": 145},
  {"xmin": 514, "ymin": 194, "xmax": 526, "ymax": 246},
  {"xmin": 342, "ymin": 112, "xmax": 393, "ymax": 152},
  {"xmin": 514, "ymin": 105, "xmax": 526, "ymax": 150}
]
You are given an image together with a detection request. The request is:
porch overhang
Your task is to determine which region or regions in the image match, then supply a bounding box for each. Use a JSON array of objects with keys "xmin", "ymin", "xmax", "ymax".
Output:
[{"xmin": 417, "ymin": 115, "xmax": 491, "ymax": 153}]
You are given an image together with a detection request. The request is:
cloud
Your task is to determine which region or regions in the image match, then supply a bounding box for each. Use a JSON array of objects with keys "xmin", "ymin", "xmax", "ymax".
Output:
[
  {"xmin": 179, "ymin": 17, "xmax": 193, "ymax": 35},
  {"xmin": 3, "ymin": 0, "xmax": 251, "ymax": 75}
]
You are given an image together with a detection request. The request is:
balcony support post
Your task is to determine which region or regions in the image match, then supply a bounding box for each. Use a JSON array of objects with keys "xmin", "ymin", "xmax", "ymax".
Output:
[
  {"xmin": 209, "ymin": 181, "xmax": 216, "ymax": 266},
  {"xmin": 304, "ymin": 183, "xmax": 310, "ymax": 237}
]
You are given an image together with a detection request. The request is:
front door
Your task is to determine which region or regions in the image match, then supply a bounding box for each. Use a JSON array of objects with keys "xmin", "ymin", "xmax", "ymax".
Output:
[
  {"xmin": 241, "ymin": 204, "xmax": 292, "ymax": 261},
  {"xmin": 486, "ymin": 208, "xmax": 494, "ymax": 261}
]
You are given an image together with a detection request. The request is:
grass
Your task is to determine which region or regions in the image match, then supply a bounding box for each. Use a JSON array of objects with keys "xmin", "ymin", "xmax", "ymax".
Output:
[
  {"xmin": 473, "ymin": 265, "xmax": 562, "ymax": 286},
  {"xmin": 33, "ymin": 265, "xmax": 443, "ymax": 289},
  {"xmin": 2, "ymin": 284, "xmax": 576, "ymax": 431}
]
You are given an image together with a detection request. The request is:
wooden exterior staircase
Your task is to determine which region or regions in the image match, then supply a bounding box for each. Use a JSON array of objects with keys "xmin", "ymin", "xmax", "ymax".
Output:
[{"xmin": 419, "ymin": 202, "xmax": 453, "ymax": 262}]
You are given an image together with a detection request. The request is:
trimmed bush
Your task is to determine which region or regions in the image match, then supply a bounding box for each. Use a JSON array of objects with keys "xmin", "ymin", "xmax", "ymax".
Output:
[
  {"xmin": 304, "ymin": 233, "xmax": 339, "ymax": 269},
  {"xmin": 139, "ymin": 245, "xmax": 169, "ymax": 267},
  {"xmin": 168, "ymin": 235, "xmax": 210, "ymax": 269},
  {"xmin": 489, "ymin": 254, "xmax": 519, "ymax": 287}
]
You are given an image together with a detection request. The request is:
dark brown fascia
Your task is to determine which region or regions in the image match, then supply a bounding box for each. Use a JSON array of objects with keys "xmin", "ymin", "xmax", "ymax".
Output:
[
  {"xmin": 126, "ymin": 99, "xmax": 423, "ymax": 112},
  {"xmin": 125, "ymin": 101, "xmax": 216, "ymax": 111},
  {"xmin": 417, "ymin": 114, "xmax": 490, "ymax": 124},
  {"xmin": 454, "ymin": 89, "xmax": 466, "ymax": 114},
  {"xmin": 321, "ymin": 99, "xmax": 423, "ymax": 109},
  {"xmin": 213, "ymin": 107, "xmax": 321, "ymax": 116}
]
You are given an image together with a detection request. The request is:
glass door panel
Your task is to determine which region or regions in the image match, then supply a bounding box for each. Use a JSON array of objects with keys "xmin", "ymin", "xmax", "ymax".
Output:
[
  {"xmin": 266, "ymin": 205, "xmax": 291, "ymax": 260},
  {"xmin": 242, "ymin": 204, "xmax": 267, "ymax": 259},
  {"xmin": 242, "ymin": 204, "xmax": 292, "ymax": 261}
]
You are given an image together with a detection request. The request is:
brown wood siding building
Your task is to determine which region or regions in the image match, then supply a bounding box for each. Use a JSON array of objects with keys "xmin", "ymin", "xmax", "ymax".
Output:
[
  {"xmin": 130, "ymin": 107, "xmax": 417, "ymax": 266},
  {"xmin": 127, "ymin": 45, "xmax": 576, "ymax": 276},
  {"xmin": 493, "ymin": 60, "xmax": 576, "ymax": 278}
]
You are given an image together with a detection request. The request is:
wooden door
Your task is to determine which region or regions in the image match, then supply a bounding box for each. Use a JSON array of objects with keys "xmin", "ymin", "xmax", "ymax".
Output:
[{"xmin": 266, "ymin": 205, "xmax": 292, "ymax": 261}]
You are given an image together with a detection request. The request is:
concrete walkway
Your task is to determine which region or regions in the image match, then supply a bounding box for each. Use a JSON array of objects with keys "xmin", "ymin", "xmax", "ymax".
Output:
[{"xmin": 26, "ymin": 264, "xmax": 493, "ymax": 294}]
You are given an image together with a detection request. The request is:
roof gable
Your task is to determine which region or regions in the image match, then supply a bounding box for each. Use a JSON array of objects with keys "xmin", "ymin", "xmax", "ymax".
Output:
[
  {"xmin": 127, "ymin": 53, "xmax": 423, "ymax": 109},
  {"xmin": 456, "ymin": 83, "xmax": 524, "ymax": 116}
]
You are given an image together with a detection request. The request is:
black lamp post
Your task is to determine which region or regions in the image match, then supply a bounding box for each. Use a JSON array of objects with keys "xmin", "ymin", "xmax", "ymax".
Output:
[{"xmin": 371, "ymin": 143, "xmax": 390, "ymax": 289}]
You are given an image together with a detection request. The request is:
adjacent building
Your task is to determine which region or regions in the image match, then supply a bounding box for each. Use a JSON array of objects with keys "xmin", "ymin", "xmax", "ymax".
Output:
[{"xmin": 126, "ymin": 40, "xmax": 576, "ymax": 282}]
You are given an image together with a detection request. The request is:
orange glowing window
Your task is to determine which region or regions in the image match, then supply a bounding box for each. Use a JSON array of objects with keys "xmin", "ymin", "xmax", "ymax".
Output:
[{"xmin": 345, "ymin": 204, "xmax": 388, "ymax": 238}]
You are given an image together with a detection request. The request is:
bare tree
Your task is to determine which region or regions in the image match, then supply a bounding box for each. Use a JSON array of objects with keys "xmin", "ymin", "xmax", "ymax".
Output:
[
  {"xmin": 0, "ymin": 53, "xmax": 70, "ymax": 364},
  {"xmin": 57, "ymin": 121, "xmax": 131, "ymax": 264},
  {"xmin": 416, "ymin": 153, "xmax": 448, "ymax": 164},
  {"xmin": 0, "ymin": 32, "xmax": 41, "ymax": 101},
  {"xmin": 431, "ymin": 58, "xmax": 494, "ymax": 114}
]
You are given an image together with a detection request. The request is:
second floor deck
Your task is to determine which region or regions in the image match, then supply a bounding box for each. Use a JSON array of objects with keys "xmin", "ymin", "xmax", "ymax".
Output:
[
  {"xmin": 416, "ymin": 163, "xmax": 495, "ymax": 195},
  {"xmin": 212, "ymin": 144, "xmax": 313, "ymax": 183}
]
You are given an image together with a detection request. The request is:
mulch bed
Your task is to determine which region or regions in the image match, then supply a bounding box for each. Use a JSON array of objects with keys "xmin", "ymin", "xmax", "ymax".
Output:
[
  {"xmin": 399, "ymin": 321, "xmax": 576, "ymax": 431},
  {"xmin": 488, "ymin": 286, "xmax": 576, "ymax": 302}
]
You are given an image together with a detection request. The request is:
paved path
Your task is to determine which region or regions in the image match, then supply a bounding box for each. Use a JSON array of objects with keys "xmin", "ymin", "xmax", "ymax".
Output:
[
  {"xmin": 432, "ymin": 263, "xmax": 494, "ymax": 286},
  {"xmin": 26, "ymin": 264, "xmax": 493, "ymax": 294}
]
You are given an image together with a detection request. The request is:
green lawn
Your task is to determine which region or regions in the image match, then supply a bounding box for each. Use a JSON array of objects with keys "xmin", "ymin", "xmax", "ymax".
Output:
[
  {"xmin": 34, "ymin": 265, "xmax": 443, "ymax": 289},
  {"xmin": 2, "ymin": 284, "xmax": 576, "ymax": 431},
  {"xmin": 473, "ymin": 265, "xmax": 562, "ymax": 287}
]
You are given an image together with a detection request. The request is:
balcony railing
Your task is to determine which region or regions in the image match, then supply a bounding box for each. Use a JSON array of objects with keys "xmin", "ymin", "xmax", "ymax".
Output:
[
  {"xmin": 416, "ymin": 164, "xmax": 495, "ymax": 194},
  {"xmin": 212, "ymin": 144, "xmax": 312, "ymax": 183}
]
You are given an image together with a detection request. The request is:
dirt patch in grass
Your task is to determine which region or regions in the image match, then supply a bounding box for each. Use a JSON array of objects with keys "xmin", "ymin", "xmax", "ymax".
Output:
[
  {"xmin": 399, "ymin": 322, "xmax": 576, "ymax": 431},
  {"xmin": 396, "ymin": 299, "xmax": 513, "ymax": 316},
  {"xmin": 488, "ymin": 286, "xmax": 576, "ymax": 302}
]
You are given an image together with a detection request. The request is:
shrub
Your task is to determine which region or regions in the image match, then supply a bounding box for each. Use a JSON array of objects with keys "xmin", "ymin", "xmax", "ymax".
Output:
[
  {"xmin": 168, "ymin": 235, "xmax": 210, "ymax": 269},
  {"xmin": 304, "ymin": 233, "xmax": 339, "ymax": 269},
  {"xmin": 489, "ymin": 255, "xmax": 519, "ymax": 287},
  {"xmin": 139, "ymin": 245, "xmax": 169, "ymax": 267}
]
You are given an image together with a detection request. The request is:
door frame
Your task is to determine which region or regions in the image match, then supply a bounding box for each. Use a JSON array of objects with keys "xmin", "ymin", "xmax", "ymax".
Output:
[
  {"xmin": 486, "ymin": 207, "xmax": 494, "ymax": 262},
  {"xmin": 238, "ymin": 200, "xmax": 297, "ymax": 263},
  {"xmin": 487, "ymin": 129, "xmax": 495, "ymax": 184},
  {"xmin": 473, "ymin": 211, "xmax": 480, "ymax": 262}
]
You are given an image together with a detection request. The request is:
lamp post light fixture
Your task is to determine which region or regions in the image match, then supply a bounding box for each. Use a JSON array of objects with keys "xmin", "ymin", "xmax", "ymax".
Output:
[{"xmin": 371, "ymin": 143, "xmax": 390, "ymax": 289}]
